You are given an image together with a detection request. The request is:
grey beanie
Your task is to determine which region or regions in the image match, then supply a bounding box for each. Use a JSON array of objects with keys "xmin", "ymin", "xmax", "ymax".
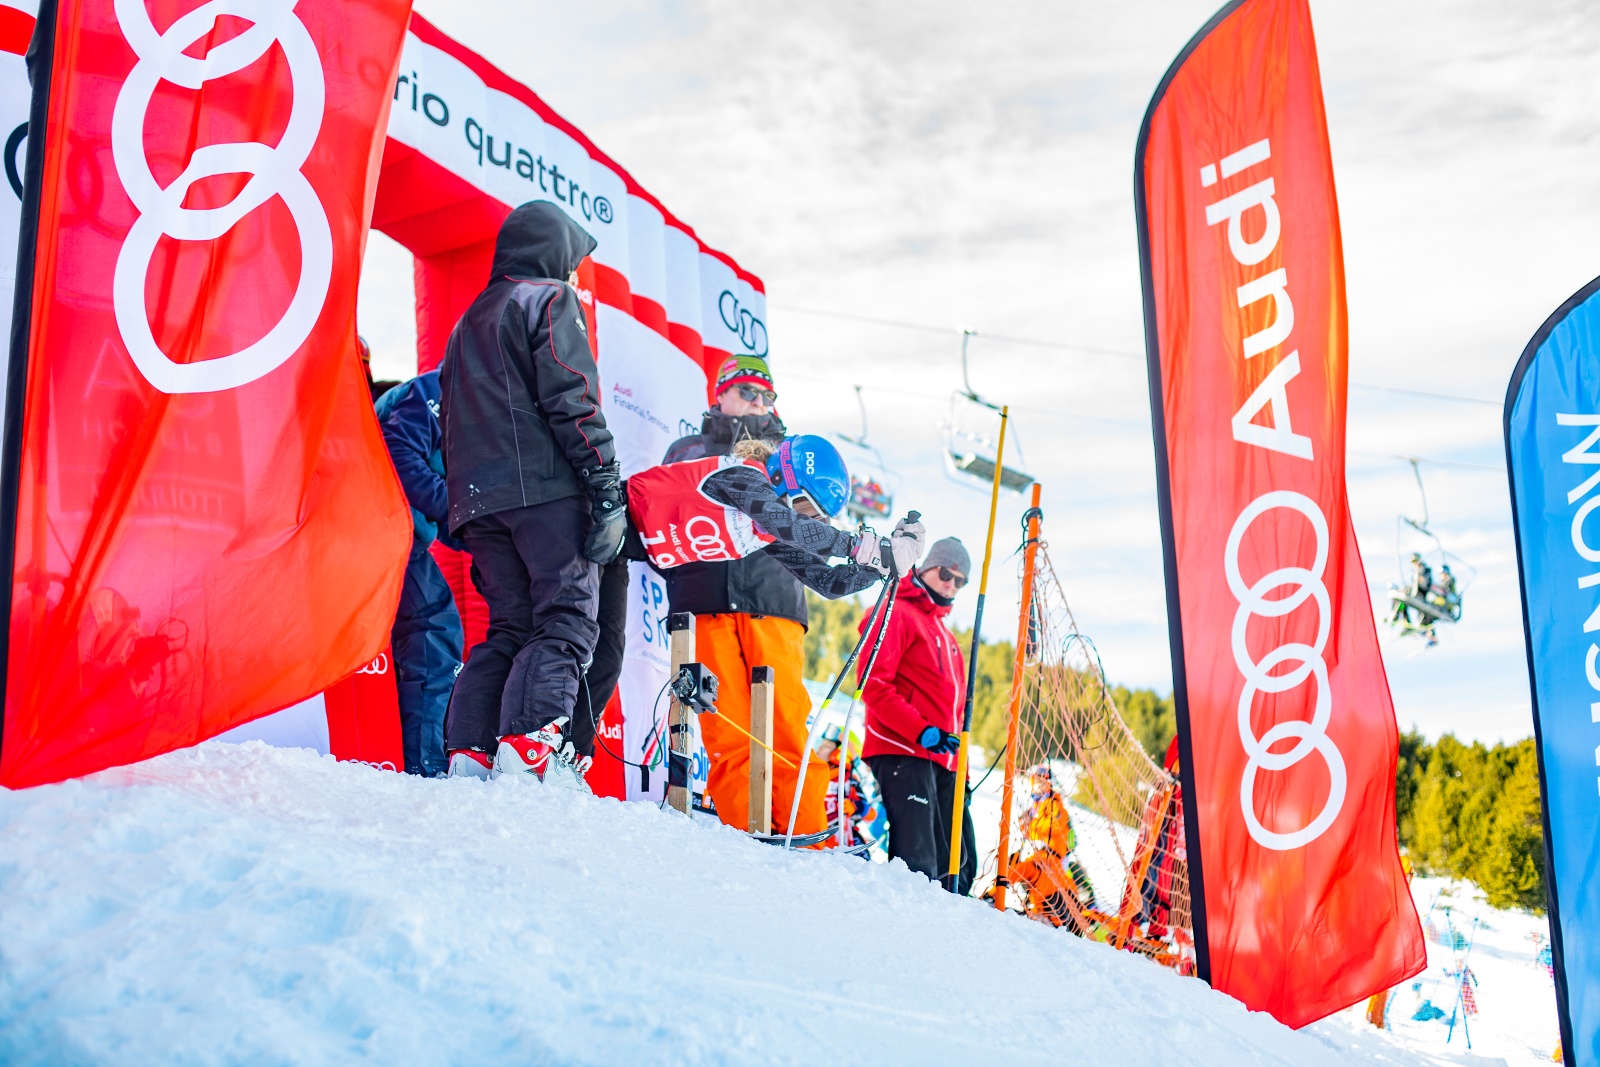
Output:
[{"xmin": 920, "ymin": 537, "xmax": 970, "ymax": 576}]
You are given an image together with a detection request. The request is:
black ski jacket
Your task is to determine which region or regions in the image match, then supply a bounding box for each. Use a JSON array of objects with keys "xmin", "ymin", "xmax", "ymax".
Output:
[
  {"xmin": 660, "ymin": 409, "xmax": 813, "ymax": 626},
  {"xmin": 439, "ymin": 201, "xmax": 615, "ymax": 533},
  {"xmin": 694, "ymin": 464, "xmax": 876, "ymax": 599}
]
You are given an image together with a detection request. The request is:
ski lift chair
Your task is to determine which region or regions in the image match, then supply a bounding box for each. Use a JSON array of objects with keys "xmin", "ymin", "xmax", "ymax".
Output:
[
  {"xmin": 834, "ymin": 386, "xmax": 900, "ymax": 522},
  {"xmin": 939, "ymin": 331, "xmax": 1034, "ymax": 493},
  {"xmin": 1385, "ymin": 459, "xmax": 1475, "ymax": 645}
]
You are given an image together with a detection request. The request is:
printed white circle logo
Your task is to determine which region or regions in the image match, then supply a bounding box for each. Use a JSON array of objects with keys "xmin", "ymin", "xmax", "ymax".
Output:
[
  {"xmin": 683, "ymin": 515, "xmax": 732, "ymax": 562},
  {"xmin": 1224, "ymin": 490, "xmax": 1347, "ymax": 850},
  {"xmin": 111, "ymin": 0, "xmax": 332, "ymax": 394}
]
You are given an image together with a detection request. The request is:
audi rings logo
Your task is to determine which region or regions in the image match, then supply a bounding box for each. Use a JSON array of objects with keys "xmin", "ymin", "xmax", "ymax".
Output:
[
  {"xmin": 111, "ymin": 0, "xmax": 333, "ymax": 394},
  {"xmin": 1224, "ymin": 490, "xmax": 1347, "ymax": 851},
  {"xmin": 683, "ymin": 515, "xmax": 733, "ymax": 562},
  {"xmin": 356, "ymin": 653, "xmax": 389, "ymax": 676},
  {"xmin": 717, "ymin": 290, "xmax": 767, "ymax": 357}
]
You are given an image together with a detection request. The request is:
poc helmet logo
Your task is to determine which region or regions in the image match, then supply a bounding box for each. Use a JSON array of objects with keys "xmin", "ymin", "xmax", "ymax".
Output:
[
  {"xmin": 717, "ymin": 290, "xmax": 768, "ymax": 357},
  {"xmin": 803, "ymin": 450, "xmax": 815, "ymax": 475}
]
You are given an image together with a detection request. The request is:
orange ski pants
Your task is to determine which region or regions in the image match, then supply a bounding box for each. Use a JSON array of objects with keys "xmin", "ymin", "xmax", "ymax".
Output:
[{"xmin": 694, "ymin": 613, "xmax": 828, "ymax": 836}]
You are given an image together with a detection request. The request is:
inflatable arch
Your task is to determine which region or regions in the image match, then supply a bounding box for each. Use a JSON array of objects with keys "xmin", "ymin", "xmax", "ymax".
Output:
[{"xmin": 245, "ymin": 14, "xmax": 771, "ymax": 801}]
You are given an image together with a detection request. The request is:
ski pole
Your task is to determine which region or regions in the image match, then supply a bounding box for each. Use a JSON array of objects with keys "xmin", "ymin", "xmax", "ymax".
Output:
[
  {"xmin": 782, "ymin": 570, "xmax": 897, "ymax": 849},
  {"xmin": 782, "ymin": 530, "xmax": 907, "ymax": 849},
  {"xmin": 946, "ymin": 406, "xmax": 1009, "ymax": 892}
]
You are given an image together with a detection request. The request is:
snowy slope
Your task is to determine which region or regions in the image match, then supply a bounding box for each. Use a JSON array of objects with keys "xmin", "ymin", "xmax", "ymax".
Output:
[
  {"xmin": 0, "ymin": 743, "xmax": 1426, "ymax": 1066},
  {"xmin": 1327, "ymin": 878, "xmax": 1564, "ymax": 1066}
]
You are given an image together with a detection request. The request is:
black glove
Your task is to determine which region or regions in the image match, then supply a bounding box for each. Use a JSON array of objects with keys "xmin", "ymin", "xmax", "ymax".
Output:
[
  {"xmin": 580, "ymin": 461, "xmax": 627, "ymax": 565},
  {"xmin": 918, "ymin": 725, "xmax": 961, "ymax": 755}
]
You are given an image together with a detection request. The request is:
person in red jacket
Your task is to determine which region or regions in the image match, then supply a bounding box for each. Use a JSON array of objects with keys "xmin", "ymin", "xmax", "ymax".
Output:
[{"xmin": 858, "ymin": 536, "xmax": 977, "ymax": 893}]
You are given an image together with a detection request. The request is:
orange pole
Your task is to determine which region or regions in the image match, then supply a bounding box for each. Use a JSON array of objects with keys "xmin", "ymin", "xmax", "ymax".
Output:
[{"xmin": 992, "ymin": 482, "xmax": 1043, "ymax": 910}]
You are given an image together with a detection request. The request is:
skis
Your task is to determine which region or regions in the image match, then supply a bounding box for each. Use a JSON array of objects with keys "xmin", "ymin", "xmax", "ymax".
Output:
[{"xmin": 749, "ymin": 821, "xmax": 840, "ymax": 849}]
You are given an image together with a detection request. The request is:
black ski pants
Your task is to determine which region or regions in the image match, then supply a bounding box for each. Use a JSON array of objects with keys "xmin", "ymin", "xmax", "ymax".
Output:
[
  {"xmin": 866, "ymin": 754, "xmax": 977, "ymax": 895},
  {"xmin": 572, "ymin": 554, "xmax": 629, "ymax": 758},
  {"xmin": 445, "ymin": 496, "xmax": 599, "ymax": 752}
]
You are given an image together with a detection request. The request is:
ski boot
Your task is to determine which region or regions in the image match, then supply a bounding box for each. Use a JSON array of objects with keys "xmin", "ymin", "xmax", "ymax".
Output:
[
  {"xmin": 446, "ymin": 749, "xmax": 493, "ymax": 780},
  {"xmin": 492, "ymin": 717, "xmax": 569, "ymax": 780},
  {"xmin": 542, "ymin": 741, "xmax": 594, "ymax": 794}
]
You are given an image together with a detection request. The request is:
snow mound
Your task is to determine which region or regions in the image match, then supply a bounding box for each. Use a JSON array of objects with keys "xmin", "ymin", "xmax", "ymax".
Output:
[{"xmin": 0, "ymin": 743, "xmax": 1414, "ymax": 1066}]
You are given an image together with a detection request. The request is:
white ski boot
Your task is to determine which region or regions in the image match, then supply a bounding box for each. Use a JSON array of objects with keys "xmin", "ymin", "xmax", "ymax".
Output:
[
  {"xmin": 492, "ymin": 717, "xmax": 569, "ymax": 780},
  {"xmin": 542, "ymin": 741, "xmax": 593, "ymax": 794},
  {"xmin": 446, "ymin": 749, "xmax": 493, "ymax": 780}
]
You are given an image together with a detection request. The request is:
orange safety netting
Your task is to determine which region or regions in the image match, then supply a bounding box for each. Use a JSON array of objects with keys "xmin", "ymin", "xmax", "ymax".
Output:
[{"xmin": 983, "ymin": 549, "xmax": 1195, "ymax": 974}]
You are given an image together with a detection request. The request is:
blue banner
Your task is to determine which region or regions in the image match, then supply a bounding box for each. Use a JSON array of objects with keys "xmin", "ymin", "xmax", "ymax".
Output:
[{"xmin": 1506, "ymin": 275, "xmax": 1600, "ymax": 1064}]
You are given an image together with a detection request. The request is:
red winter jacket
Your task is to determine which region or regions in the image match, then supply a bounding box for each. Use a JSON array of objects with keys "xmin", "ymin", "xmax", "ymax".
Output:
[{"xmin": 858, "ymin": 574, "xmax": 966, "ymax": 771}]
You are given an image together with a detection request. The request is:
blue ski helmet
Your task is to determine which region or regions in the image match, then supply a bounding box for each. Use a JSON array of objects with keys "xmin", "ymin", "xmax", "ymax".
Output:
[{"xmin": 767, "ymin": 435, "xmax": 850, "ymax": 518}]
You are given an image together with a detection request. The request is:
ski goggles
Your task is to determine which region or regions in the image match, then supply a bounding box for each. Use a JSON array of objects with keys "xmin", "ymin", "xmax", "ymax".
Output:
[
  {"xmin": 735, "ymin": 383, "xmax": 777, "ymax": 405},
  {"xmin": 787, "ymin": 491, "xmax": 823, "ymax": 519}
]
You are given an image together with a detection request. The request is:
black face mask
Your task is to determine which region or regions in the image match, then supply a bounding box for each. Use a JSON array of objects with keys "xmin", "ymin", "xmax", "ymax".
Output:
[
  {"xmin": 705, "ymin": 408, "xmax": 786, "ymax": 444},
  {"xmin": 914, "ymin": 572, "xmax": 954, "ymax": 608}
]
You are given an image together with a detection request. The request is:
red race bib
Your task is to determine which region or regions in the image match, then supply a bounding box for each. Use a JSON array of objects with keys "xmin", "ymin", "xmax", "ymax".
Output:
[{"xmin": 627, "ymin": 456, "xmax": 776, "ymax": 569}]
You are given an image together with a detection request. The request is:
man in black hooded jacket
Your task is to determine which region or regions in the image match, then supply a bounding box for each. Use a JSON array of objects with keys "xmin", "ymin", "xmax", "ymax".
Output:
[{"xmin": 438, "ymin": 201, "xmax": 626, "ymax": 785}]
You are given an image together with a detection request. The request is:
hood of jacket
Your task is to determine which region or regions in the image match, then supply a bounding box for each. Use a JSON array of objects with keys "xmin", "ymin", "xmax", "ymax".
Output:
[
  {"xmin": 699, "ymin": 407, "xmax": 787, "ymax": 448},
  {"xmin": 898, "ymin": 572, "xmax": 952, "ymax": 620},
  {"xmin": 490, "ymin": 201, "xmax": 597, "ymax": 281}
]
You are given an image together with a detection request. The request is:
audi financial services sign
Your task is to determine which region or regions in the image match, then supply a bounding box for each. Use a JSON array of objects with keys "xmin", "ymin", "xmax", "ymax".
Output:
[{"xmin": 1136, "ymin": 0, "xmax": 1422, "ymax": 1029}]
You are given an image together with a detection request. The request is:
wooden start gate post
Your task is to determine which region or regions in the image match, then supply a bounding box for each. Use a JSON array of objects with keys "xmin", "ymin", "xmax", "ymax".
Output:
[
  {"xmin": 666, "ymin": 612, "xmax": 695, "ymax": 814},
  {"xmin": 748, "ymin": 666, "xmax": 775, "ymax": 834}
]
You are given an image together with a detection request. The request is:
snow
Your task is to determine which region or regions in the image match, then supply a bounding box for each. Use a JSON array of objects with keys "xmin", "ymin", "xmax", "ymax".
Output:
[
  {"xmin": 1322, "ymin": 878, "xmax": 1564, "ymax": 1066},
  {"xmin": 0, "ymin": 742, "xmax": 1422, "ymax": 1066}
]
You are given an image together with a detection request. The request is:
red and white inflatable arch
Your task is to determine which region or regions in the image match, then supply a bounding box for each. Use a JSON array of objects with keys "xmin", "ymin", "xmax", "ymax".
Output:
[
  {"xmin": 0, "ymin": 6, "xmax": 752, "ymax": 796},
  {"xmin": 243, "ymin": 14, "xmax": 766, "ymax": 799}
]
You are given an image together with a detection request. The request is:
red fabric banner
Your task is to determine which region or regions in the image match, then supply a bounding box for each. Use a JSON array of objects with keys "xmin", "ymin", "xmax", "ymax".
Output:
[
  {"xmin": 1136, "ymin": 0, "xmax": 1423, "ymax": 1026},
  {"xmin": 323, "ymin": 647, "xmax": 404, "ymax": 773},
  {"xmin": 0, "ymin": 0, "xmax": 414, "ymax": 787}
]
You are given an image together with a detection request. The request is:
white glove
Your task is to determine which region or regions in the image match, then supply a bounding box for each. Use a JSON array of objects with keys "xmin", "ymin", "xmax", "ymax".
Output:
[
  {"xmin": 851, "ymin": 527, "xmax": 889, "ymax": 575},
  {"xmin": 889, "ymin": 518, "xmax": 925, "ymax": 576}
]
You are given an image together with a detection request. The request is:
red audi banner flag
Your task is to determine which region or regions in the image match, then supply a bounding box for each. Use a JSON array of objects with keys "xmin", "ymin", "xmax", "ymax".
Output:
[
  {"xmin": 1135, "ymin": 0, "xmax": 1424, "ymax": 1026},
  {"xmin": 0, "ymin": 0, "xmax": 414, "ymax": 787}
]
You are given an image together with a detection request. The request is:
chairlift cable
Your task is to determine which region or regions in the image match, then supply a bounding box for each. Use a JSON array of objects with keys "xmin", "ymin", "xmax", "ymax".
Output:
[
  {"xmin": 1349, "ymin": 449, "xmax": 1503, "ymax": 474},
  {"xmin": 772, "ymin": 303, "xmax": 1501, "ymax": 407}
]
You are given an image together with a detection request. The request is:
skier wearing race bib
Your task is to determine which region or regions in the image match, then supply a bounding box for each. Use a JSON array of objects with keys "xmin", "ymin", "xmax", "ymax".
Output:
[{"xmin": 635, "ymin": 428, "xmax": 924, "ymax": 836}]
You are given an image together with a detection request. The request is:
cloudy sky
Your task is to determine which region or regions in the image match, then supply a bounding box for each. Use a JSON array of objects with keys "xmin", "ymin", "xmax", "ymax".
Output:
[{"xmin": 360, "ymin": 0, "xmax": 1600, "ymax": 744}]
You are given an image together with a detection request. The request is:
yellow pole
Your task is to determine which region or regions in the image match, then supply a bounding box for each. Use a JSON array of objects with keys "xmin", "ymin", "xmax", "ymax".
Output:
[
  {"xmin": 992, "ymin": 482, "xmax": 1042, "ymax": 909},
  {"xmin": 946, "ymin": 406, "xmax": 1009, "ymax": 890}
]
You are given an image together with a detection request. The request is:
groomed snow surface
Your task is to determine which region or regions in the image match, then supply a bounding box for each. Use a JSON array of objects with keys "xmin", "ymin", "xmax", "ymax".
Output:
[{"xmin": 0, "ymin": 743, "xmax": 1544, "ymax": 1066}]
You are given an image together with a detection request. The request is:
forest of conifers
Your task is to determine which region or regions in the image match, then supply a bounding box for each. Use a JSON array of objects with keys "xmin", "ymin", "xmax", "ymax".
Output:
[{"xmin": 801, "ymin": 591, "xmax": 1546, "ymax": 912}]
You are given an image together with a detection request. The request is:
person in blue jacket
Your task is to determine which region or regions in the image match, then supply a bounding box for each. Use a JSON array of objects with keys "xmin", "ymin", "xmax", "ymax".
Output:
[{"xmin": 375, "ymin": 369, "xmax": 465, "ymax": 777}]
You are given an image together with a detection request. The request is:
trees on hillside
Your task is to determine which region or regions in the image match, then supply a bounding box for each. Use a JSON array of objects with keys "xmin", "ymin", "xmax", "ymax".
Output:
[
  {"xmin": 800, "ymin": 593, "xmax": 1548, "ymax": 914},
  {"xmin": 1400, "ymin": 732, "xmax": 1545, "ymax": 912}
]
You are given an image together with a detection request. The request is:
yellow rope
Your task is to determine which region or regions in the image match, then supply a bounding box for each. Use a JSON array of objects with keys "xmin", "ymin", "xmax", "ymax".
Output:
[{"xmin": 696, "ymin": 706, "xmax": 801, "ymax": 770}]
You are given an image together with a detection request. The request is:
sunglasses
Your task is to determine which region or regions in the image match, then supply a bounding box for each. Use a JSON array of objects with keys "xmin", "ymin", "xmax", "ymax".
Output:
[
  {"xmin": 935, "ymin": 566, "xmax": 968, "ymax": 589},
  {"xmin": 735, "ymin": 383, "xmax": 777, "ymax": 405}
]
